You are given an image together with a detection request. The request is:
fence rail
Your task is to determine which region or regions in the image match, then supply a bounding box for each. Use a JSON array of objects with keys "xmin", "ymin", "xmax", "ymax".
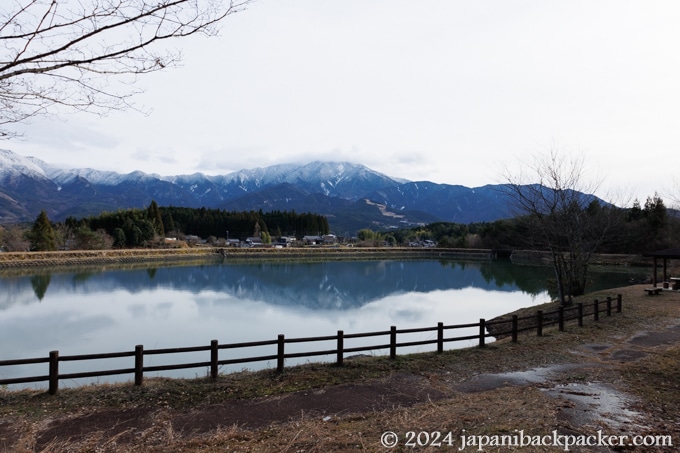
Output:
[{"xmin": 0, "ymin": 295, "xmax": 622, "ymax": 395}]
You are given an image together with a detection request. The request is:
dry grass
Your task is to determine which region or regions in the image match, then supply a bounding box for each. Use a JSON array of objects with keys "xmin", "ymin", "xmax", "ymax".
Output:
[{"xmin": 2, "ymin": 284, "xmax": 680, "ymax": 452}]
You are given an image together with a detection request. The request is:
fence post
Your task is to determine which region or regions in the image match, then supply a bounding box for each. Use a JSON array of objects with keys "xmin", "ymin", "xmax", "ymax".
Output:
[
  {"xmin": 479, "ymin": 319, "xmax": 486, "ymax": 347},
  {"xmin": 536, "ymin": 310, "xmax": 543, "ymax": 337},
  {"xmin": 48, "ymin": 351, "xmax": 59, "ymax": 395},
  {"xmin": 558, "ymin": 306, "xmax": 564, "ymax": 331},
  {"xmin": 577, "ymin": 303, "xmax": 584, "ymax": 327},
  {"xmin": 135, "ymin": 345, "xmax": 144, "ymax": 386},
  {"xmin": 617, "ymin": 294, "xmax": 622, "ymax": 313},
  {"xmin": 390, "ymin": 326, "xmax": 397, "ymax": 360},
  {"xmin": 511, "ymin": 315, "xmax": 518, "ymax": 343},
  {"xmin": 606, "ymin": 297, "xmax": 612, "ymax": 316},
  {"xmin": 437, "ymin": 322, "xmax": 444, "ymax": 353},
  {"xmin": 337, "ymin": 330, "xmax": 344, "ymax": 367},
  {"xmin": 593, "ymin": 299, "xmax": 600, "ymax": 322},
  {"xmin": 210, "ymin": 340, "xmax": 218, "ymax": 380},
  {"xmin": 277, "ymin": 334, "xmax": 285, "ymax": 374}
]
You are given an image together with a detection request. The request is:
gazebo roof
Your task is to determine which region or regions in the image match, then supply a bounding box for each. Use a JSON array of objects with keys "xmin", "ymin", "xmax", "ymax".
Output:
[{"xmin": 642, "ymin": 248, "xmax": 680, "ymax": 259}]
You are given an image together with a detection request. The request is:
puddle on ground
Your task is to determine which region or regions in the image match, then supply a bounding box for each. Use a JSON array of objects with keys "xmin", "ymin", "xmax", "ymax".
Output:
[
  {"xmin": 454, "ymin": 364, "xmax": 646, "ymax": 431},
  {"xmin": 451, "ymin": 326, "xmax": 680, "ymax": 430},
  {"xmin": 543, "ymin": 382, "xmax": 646, "ymax": 430},
  {"xmin": 454, "ymin": 364, "xmax": 583, "ymax": 393}
]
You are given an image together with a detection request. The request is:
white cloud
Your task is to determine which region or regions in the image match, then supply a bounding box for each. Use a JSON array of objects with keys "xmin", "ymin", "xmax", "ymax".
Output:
[{"xmin": 6, "ymin": 0, "xmax": 680, "ymax": 201}]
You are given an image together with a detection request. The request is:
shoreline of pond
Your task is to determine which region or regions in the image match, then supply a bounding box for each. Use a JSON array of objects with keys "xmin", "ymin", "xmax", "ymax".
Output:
[{"xmin": 0, "ymin": 246, "xmax": 649, "ymax": 270}]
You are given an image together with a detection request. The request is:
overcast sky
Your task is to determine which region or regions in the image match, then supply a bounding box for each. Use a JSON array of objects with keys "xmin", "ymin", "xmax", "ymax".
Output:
[{"xmin": 7, "ymin": 0, "xmax": 680, "ymax": 205}]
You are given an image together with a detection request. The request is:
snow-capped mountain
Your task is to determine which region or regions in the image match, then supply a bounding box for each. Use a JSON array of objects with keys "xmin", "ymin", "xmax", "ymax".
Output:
[
  {"xmin": 0, "ymin": 149, "xmax": 52, "ymax": 181},
  {"xmin": 0, "ymin": 149, "xmax": 522, "ymax": 232}
]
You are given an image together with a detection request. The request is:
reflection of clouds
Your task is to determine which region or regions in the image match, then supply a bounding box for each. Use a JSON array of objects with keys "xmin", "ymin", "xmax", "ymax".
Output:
[
  {"xmin": 128, "ymin": 304, "xmax": 146, "ymax": 317},
  {"xmin": 389, "ymin": 308, "xmax": 426, "ymax": 323},
  {"xmin": 0, "ymin": 278, "xmax": 41, "ymax": 311},
  {"xmin": 0, "ymin": 260, "xmax": 558, "ymax": 315},
  {"xmin": 1, "ymin": 273, "xmax": 555, "ymax": 388},
  {"xmin": 0, "ymin": 265, "xmax": 556, "ymax": 372},
  {"xmin": 151, "ymin": 302, "xmax": 174, "ymax": 319},
  {"xmin": 0, "ymin": 312, "xmax": 114, "ymax": 358}
]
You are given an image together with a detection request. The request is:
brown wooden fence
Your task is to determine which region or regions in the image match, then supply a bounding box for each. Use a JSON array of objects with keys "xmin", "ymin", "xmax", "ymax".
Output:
[{"xmin": 0, "ymin": 295, "xmax": 622, "ymax": 395}]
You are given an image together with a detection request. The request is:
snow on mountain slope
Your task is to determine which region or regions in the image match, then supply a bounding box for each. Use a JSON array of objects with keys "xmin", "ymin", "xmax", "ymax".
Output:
[
  {"xmin": 0, "ymin": 149, "xmax": 50, "ymax": 181},
  {"xmin": 0, "ymin": 150, "xmax": 404, "ymax": 202}
]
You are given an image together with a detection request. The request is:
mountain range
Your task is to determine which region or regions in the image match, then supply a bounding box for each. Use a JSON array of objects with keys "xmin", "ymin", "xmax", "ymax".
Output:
[{"xmin": 0, "ymin": 149, "xmax": 524, "ymax": 233}]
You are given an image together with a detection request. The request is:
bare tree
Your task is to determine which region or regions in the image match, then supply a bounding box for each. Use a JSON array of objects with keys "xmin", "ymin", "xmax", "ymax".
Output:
[
  {"xmin": 502, "ymin": 149, "xmax": 617, "ymax": 305},
  {"xmin": 0, "ymin": 0, "xmax": 250, "ymax": 136},
  {"xmin": 0, "ymin": 223, "xmax": 30, "ymax": 251}
]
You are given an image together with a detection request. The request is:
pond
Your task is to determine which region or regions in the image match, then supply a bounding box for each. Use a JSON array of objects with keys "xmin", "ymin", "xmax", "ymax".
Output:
[{"xmin": 0, "ymin": 258, "xmax": 640, "ymax": 388}]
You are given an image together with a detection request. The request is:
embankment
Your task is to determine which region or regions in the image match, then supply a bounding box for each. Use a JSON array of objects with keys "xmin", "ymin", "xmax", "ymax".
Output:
[
  {"xmin": 0, "ymin": 246, "xmax": 647, "ymax": 270},
  {"xmin": 0, "ymin": 247, "xmax": 494, "ymax": 269}
]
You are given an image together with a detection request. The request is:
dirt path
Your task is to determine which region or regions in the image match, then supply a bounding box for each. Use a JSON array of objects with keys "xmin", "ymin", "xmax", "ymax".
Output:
[
  {"xmin": 2, "ymin": 285, "xmax": 679, "ymax": 452},
  {"xmin": 454, "ymin": 323, "xmax": 680, "ymax": 429}
]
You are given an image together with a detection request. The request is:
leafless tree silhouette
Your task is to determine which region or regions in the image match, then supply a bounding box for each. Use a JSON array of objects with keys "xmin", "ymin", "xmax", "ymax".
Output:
[
  {"xmin": 0, "ymin": 0, "xmax": 251, "ymax": 136},
  {"xmin": 502, "ymin": 149, "xmax": 618, "ymax": 305}
]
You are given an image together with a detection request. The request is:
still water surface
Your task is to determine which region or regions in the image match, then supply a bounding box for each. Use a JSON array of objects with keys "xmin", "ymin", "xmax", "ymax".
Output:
[{"xmin": 0, "ymin": 258, "xmax": 638, "ymax": 387}]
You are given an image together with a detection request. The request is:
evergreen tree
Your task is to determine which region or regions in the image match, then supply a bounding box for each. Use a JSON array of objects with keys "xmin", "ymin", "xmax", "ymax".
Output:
[
  {"xmin": 28, "ymin": 210, "xmax": 57, "ymax": 251},
  {"xmin": 112, "ymin": 228, "xmax": 127, "ymax": 248},
  {"xmin": 147, "ymin": 200, "xmax": 165, "ymax": 237}
]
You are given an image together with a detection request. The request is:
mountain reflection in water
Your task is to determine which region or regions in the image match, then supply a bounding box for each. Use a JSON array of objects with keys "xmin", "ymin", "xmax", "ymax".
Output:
[
  {"xmin": 0, "ymin": 259, "xmax": 639, "ymax": 388},
  {"xmin": 3, "ymin": 259, "xmax": 564, "ymax": 309}
]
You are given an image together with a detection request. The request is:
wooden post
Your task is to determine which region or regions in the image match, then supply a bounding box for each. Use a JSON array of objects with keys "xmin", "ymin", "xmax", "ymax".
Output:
[
  {"xmin": 134, "ymin": 345, "xmax": 144, "ymax": 386},
  {"xmin": 479, "ymin": 319, "xmax": 486, "ymax": 347},
  {"xmin": 511, "ymin": 315, "xmax": 518, "ymax": 343},
  {"xmin": 210, "ymin": 340, "xmax": 218, "ymax": 379},
  {"xmin": 617, "ymin": 294, "xmax": 622, "ymax": 313},
  {"xmin": 606, "ymin": 297, "xmax": 612, "ymax": 316},
  {"xmin": 577, "ymin": 303, "xmax": 584, "ymax": 327},
  {"xmin": 437, "ymin": 322, "xmax": 444, "ymax": 353},
  {"xmin": 536, "ymin": 310, "xmax": 543, "ymax": 337},
  {"xmin": 48, "ymin": 351, "xmax": 59, "ymax": 395},
  {"xmin": 336, "ymin": 330, "xmax": 344, "ymax": 366},
  {"xmin": 390, "ymin": 326, "xmax": 397, "ymax": 360},
  {"xmin": 594, "ymin": 299, "xmax": 599, "ymax": 322},
  {"xmin": 277, "ymin": 335, "xmax": 285, "ymax": 373},
  {"xmin": 558, "ymin": 306, "xmax": 564, "ymax": 331}
]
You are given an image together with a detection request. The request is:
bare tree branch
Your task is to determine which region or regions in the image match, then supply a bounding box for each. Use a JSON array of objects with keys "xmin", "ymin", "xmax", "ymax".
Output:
[
  {"xmin": 0, "ymin": 0, "xmax": 251, "ymax": 136},
  {"xmin": 501, "ymin": 148, "xmax": 617, "ymax": 305}
]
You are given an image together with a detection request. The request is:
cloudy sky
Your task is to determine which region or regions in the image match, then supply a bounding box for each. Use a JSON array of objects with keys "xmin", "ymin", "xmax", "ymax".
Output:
[{"xmin": 7, "ymin": 0, "xmax": 680, "ymax": 204}]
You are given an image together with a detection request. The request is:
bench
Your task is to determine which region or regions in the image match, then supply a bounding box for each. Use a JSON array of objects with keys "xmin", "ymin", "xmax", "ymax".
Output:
[
  {"xmin": 670, "ymin": 277, "xmax": 680, "ymax": 290},
  {"xmin": 644, "ymin": 287, "xmax": 663, "ymax": 295}
]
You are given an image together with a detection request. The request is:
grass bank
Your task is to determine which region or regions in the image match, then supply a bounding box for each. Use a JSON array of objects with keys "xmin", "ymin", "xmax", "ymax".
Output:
[
  {"xmin": 0, "ymin": 246, "xmax": 645, "ymax": 269},
  {"xmin": 0, "ymin": 246, "xmax": 495, "ymax": 272}
]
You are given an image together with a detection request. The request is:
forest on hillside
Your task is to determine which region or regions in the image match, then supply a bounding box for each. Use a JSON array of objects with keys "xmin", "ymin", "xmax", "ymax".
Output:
[
  {"xmin": 367, "ymin": 194, "xmax": 678, "ymax": 255},
  {"xmin": 1, "ymin": 203, "xmax": 330, "ymax": 251},
  {"xmin": 1, "ymin": 195, "xmax": 677, "ymax": 256}
]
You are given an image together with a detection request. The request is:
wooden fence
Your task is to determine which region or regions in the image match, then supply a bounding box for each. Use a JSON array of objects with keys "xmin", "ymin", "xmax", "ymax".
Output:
[{"xmin": 0, "ymin": 295, "xmax": 622, "ymax": 395}]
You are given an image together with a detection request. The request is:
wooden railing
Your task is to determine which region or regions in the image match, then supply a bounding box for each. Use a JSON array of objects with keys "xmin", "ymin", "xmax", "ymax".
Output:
[{"xmin": 0, "ymin": 295, "xmax": 622, "ymax": 395}]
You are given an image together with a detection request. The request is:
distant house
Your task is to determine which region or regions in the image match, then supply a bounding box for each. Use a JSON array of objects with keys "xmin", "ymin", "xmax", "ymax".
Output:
[
  {"xmin": 245, "ymin": 237, "xmax": 263, "ymax": 247},
  {"xmin": 322, "ymin": 234, "xmax": 338, "ymax": 245},
  {"xmin": 302, "ymin": 235, "xmax": 322, "ymax": 245},
  {"xmin": 302, "ymin": 235, "xmax": 337, "ymax": 245},
  {"xmin": 276, "ymin": 236, "xmax": 296, "ymax": 247},
  {"xmin": 184, "ymin": 234, "xmax": 203, "ymax": 245}
]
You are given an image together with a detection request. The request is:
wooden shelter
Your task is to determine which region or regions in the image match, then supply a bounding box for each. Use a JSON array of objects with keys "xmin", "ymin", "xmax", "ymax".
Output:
[{"xmin": 642, "ymin": 248, "xmax": 680, "ymax": 288}]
